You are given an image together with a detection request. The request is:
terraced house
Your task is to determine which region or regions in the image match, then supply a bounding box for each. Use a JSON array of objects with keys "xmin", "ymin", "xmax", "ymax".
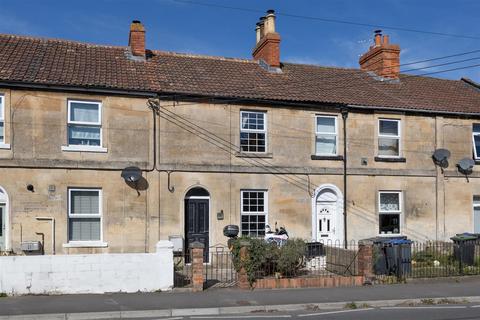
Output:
[{"xmin": 1, "ymin": 11, "xmax": 480, "ymax": 257}]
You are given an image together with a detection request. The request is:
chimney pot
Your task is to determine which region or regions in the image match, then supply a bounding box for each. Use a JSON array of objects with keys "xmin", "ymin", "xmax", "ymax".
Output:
[
  {"xmin": 129, "ymin": 20, "xmax": 146, "ymax": 57},
  {"xmin": 382, "ymin": 35, "xmax": 389, "ymax": 44},
  {"xmin": 252, "ymin": 10, "xmax": 281, "ymax": 68}
]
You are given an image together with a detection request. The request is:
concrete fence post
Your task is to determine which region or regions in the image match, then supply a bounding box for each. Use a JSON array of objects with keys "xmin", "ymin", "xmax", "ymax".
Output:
[
  {"xmin": 190, "ymin": 241, "xmax": 205, "ymax": 292},
  {"xmin": 237, "ymin": 241, "xmax": 251, "ymax": 290},
  {"xmin": 358, "ymin": 240, "xmax": 374, "ymax": 281}
]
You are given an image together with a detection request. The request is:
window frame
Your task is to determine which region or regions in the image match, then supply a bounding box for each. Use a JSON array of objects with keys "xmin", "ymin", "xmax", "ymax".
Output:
[
  {"xmin": 377, "ymin": 118, "xmax": 401, "ymax": 158},
  {"xmin": 64, "ymin": 99, "xmax": 106, "ymax": 152},
  {"xmin": 472, "ymin": 124, "xmax": 480, "ymax": 160},
  {"xmin": 315, "ymin": 115, "xmax": 338, "ymax": 156},
  {"xmin": 239, "ymin": 110, "xmax": 267, "ymax": 153},
  {"xmin": 378, "ymin": 190, "xmax": 402, "ymax": 236},
  {"xmin": 473, "ymin": 195, "xmax": 480, "ymax": 233},
  {"xmin": 240, "ymin": 189, "xmax": 268, "ymax": 237},
  {"xmin": 0, "ymin": 94, "xmax": 4, "ymax": 144},
  {"xmin": 67, "ymin": 188, "xmax": 103, "ymax": 245}
]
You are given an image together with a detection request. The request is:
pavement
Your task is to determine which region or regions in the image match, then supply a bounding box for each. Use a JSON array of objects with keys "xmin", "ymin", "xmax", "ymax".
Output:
[{"xmin": 1, "ymin": 277, "xmax": 480, "ymax": 319}]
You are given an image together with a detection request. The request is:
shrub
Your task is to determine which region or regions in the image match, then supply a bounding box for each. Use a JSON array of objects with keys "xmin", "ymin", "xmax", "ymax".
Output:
[{"xmin": 230, "ymin": 236, "xmax": 306, "ymax": 286}]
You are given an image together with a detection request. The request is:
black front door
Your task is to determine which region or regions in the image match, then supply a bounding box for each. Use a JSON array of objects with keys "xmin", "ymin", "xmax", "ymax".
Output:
[{"xmin": 185, "ymin": 198, "xmax": 209, "ymax": 262}]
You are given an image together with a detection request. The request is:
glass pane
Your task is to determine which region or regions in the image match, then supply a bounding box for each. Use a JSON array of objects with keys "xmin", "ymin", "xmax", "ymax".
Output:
[
  {"xmin": 240, "ymin": 132, "xmax": 266, "ymax": 153},
  {"xmin": 474, "ymin": 135, "xmax": 480, "ymax": 158},
  {"xmin": 316, "ymin": 117, "xmax": 335, "ymax": 133},
  {"xmin": 0, "ymin": 206, "xmax": 3, "ymax": 237},
  {"xmin": 71, "ymin": 190, "xmax": 100, "ymax": 214},
  {"xmin": 379, "ymin": 120, "xmax": 398, "ymax": 136},
  {"xmin": 70, "ymin": 102, "xmax": 99, "ymax": 123},
  {"xmin": 474, "ymin": 195, "xmax": 480, "ymax": 206},
  {"xmin": 68, "ymin": 125, "xmax": 101, "ymax": 146},
  {"xmin": 378, "ymin": 137, "xmax": 399, "ymax": 156},
  {"xmin": 69, "ymin": 218, "xmax": 101, "ymax": 241},
  {"xmin": 474, "ymin": 207, "xmax": 480, "ymax": 233},
  {"xmin": 474, "ymin": 124, "xmax": 480, "ymax": 133},
  {"xmin": 241, "ymin": 112, "xmax": 265, "ymax": 130},
  {"xmin": 0, "ymin": 96, "xmax": 3, "ymax": 117},
  {"xmin": 379, "ymin": 214, "xmax": 400, "ymax": 234},
  {"xmin": 0, "ymin": 121, "xmax": 3, "ymax": 142},
  {"xmin": 316, "ymin": 135, "xmax": 336, "ymax": 155},
  {"xmin": 380, "ymin": 193, "xmax": 400, "ymax": 212}
]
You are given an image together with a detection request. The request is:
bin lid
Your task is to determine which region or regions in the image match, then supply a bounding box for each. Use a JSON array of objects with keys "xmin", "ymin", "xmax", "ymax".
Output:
[
  {"xmin": 451, "ymin": 233, "xmax": 478, "ymax": 241},
  {"xmin": 387, "ymin": 239, "xmax": 412, "ymax": 245}
]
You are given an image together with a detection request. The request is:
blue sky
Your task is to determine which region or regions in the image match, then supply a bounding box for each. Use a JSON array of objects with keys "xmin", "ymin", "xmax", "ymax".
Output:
[{"xmin": 1, "ymin": 0, "xmax": 480, "ymax": 81}]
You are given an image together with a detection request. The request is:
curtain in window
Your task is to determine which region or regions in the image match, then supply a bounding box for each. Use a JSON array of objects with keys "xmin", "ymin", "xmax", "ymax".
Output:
[
  {"xmin": 68, "ymin": 126, "xmax": 101, "ymax": 146},
  {"xmin": 0, "ymin": 121, "xmax": 3, "ymax": 142},
  {"xmin": 316, "ymin": 117, "xmax": 335, "ymax": 133},
  {"xmin": 378, "ymin": 138, "xmax": 399, "ymax": 156},
  {"xmin": 379, "ymin": 120, "xmax": 398, "ymax": 135},
  {"xmin": 316, "ymin": 136, "xmax": 336, "ymax": 154},
  {"xmin": 70, "ymin": 102, "xmax": 99, "ymax": 123},
  {"xmin": 380, "ymin": 193, "xmax": 400, "ymax": 211},
  {"xmin": 69, "ymin": 218, "xmax": 101, "ymax": 241},
  {"xmin": 71, "ymin": 190, "xmax": 99, "ymax": 214}
]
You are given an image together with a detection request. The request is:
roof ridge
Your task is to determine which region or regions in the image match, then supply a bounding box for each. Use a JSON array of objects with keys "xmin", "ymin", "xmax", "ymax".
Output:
[
  {"xmin": 153, "ymin": 50, "xmax": 256, "ymax": 64},
  {"xmin": 0, "ymin": 33, "xmax": 127, "ymax": 50}
]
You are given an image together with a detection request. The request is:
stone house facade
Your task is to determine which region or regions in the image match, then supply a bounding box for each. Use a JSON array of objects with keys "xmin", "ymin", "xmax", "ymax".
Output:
[{"xmin": 1, "ymin": 12, "xmax": 480, "ymax": 255}]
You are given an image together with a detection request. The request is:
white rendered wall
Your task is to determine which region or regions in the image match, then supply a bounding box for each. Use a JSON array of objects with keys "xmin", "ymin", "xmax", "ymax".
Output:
[{"xmin": 0, "ymin": 241, "xmax": 173, "ymax": 295}]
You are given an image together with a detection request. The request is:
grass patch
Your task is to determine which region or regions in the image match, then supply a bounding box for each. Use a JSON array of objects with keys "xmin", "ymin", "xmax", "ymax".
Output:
[
  {"xmin": 344, "ymin": 302, "xmax": 358, "ymax": 309},
  {"xmin": 420, "ymin": 298, "xmax": 435, "ymax": 305}
]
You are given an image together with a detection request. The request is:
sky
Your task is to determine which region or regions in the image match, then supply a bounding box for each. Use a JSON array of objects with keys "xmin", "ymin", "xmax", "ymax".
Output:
[{"xmin": 1, "ymin": 0, "xmax": 480, "ymax": 81}]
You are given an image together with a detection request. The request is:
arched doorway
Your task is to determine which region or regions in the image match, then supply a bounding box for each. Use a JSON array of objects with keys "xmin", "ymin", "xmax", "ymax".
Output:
[
  {"xmin": 0, "ymin": 187, "xmax": 9, "ymax": 252},
  {"xmin": 311, "ymin": 184, "xmax": 344, "ymax": 244},
  {"xmin": 185, "ymin": 187, "xmax": 210, "ymax": 262}
]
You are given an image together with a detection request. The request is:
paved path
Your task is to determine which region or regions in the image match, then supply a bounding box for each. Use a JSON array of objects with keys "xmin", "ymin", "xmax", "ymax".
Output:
[{"xmin": 1, "ymin": 277, "xmax": 480, "ymax": 318}]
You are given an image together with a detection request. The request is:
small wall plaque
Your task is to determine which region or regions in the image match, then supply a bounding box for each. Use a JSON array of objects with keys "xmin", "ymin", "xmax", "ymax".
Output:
[{"xmin": 217, "ymin": 210, "xmax": 224, "ymax": 220}]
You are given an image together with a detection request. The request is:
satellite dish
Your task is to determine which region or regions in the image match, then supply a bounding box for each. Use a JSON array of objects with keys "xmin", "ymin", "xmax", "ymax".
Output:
[
  {"xmin": 457, "ymin": 158, "xmax": 475, "ymax": 175},
  {"xmin": 432, "ymin": 149, "xmax": 451, "ymax": 168},
  {"xmin": 121, "ymin": 166, "xmax": 142, "ymax": 183}
]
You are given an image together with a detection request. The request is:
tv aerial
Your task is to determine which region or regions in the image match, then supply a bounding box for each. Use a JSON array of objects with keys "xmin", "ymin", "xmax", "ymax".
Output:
[
  {"xmin": 457, "ymin": 158, "xmax": 475, "ymax": 182},
  {"xmin": 432, "ymin": 149, "xmax": 450, "ymax": 173}
]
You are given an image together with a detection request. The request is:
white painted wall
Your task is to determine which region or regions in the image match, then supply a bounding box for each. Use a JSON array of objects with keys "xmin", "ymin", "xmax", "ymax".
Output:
[{"xmin": 0, "ymin": 241, "xmax": 174, "ymax": 295}]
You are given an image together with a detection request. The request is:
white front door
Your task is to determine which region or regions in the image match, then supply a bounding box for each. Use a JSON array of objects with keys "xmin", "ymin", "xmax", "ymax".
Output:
[
  {"xmin": 316, "ymin": 202, "xmax": 336, "ymax": 241},
  {"xmin": 0, "ymin": 205, "xmax": 5, "ymax": 251}
]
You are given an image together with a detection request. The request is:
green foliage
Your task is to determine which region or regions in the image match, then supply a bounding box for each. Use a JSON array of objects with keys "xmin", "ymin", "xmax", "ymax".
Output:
[
  {"xmin": 230, "ymin": 237, "xmax": 306, "ymax": 286},
  {"xmin": 344, "ymin": 302, "xmax": 357, "ymax": 309},
  {"xmin": 412, "ymin": 246, "xmax": 454, "ymax": 267}
]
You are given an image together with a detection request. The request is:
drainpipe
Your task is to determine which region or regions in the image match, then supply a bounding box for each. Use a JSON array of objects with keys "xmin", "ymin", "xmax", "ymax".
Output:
[
  {"xmin": 35, "ymin": 217, "xmax": 55, "ymax": 255},
  {"xmin": 341, "ymin": 109, "xmax": 348, "ymax": 248}
]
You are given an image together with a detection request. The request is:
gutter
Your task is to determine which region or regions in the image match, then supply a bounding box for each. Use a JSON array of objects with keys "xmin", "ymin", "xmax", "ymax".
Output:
[
  {"xmin": 2, "ymin": 80, "xmax": 480, "ymax": 118},
  {"xmin": 0, "ymin": 81, "xmax": 157, "ymax": 98}
]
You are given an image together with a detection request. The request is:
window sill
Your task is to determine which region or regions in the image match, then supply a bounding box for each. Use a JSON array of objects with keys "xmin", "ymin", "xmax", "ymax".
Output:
[
  {"xmin": 311, "ymin": 155, "xmax": 344, "ymax": 161},
  {"xmin": 63, "ymin": 241, "xmax": 108, "ymax": 248},
  {"xmin": 0, "ymin": 143, "xmax": 11, "ymax": 149},
  {"xmin": 61, "ymin": 145, "xmax": 108, "ymax": 153},
  {"xmin": 374, "ymin": 156, "xmax": 406, "ymax": 163},
  {"xmin": 235, "ymin": 152, "xmax": 273, "ymax": 159},
  {"xmin": 378, "ymin": 233, "xmax": 402, "ymax": 237}
]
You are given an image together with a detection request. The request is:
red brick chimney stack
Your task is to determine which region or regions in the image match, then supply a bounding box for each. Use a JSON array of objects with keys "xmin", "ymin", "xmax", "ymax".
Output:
[
  {"xmin": 252, "ymin": 10, "xmax": 281, "ymax": 68},
  {"xmin": 129, "ymin": 20, "xmax": 146, "ymax": 57},
  {"xmin": 359, "ymin": 30, "xmax": 400, "ymax": 79}
]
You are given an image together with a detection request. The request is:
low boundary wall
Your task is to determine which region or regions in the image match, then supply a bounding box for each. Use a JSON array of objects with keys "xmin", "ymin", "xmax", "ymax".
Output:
[{"xmin": 0, "ymin": 241, "xmax": 173, "ymax": 295}]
